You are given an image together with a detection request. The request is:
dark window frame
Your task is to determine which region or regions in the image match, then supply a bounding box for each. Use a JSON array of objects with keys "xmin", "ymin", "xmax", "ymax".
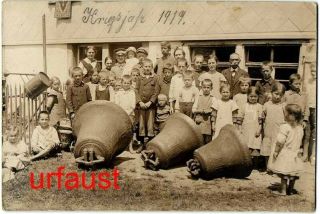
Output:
[{"xmin": 245, "ymin": 44, "xmax": 301, "ymax": 83}]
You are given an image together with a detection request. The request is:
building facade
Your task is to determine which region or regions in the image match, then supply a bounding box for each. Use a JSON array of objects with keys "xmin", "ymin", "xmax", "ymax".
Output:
[{"xmin": 3, "ymin": 1, "xmax": 317, "ymax": 88}]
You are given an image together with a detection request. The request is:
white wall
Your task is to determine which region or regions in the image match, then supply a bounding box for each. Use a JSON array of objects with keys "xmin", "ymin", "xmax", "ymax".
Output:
[{"xmin": 3, "ymin": 44, "xmax": 70, "ymax": 86}]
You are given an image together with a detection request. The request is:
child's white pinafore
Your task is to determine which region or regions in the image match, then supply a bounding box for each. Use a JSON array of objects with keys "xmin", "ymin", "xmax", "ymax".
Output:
[
  {"xmin": 240, "ymin": 103, "xmax": 263, "ymax": 150},
  {"xmin": 211, "ymin": 99, "xmax": 238, "ymax": 140},
  {"xmin": 268, "ymin": 123, "xmax": 303, "ymax": 176}
]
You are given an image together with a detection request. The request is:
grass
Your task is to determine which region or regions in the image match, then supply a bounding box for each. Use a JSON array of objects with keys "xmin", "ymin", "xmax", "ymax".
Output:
[{"xmin": 2, "ymin": 152, "xmax": 315, "ymax": 211}]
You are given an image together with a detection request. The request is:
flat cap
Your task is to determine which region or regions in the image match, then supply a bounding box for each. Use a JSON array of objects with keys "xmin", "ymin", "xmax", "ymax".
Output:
[
  {"xmin": 114, "ymin": 48, "xmax": 126, "ymax": 55},
  {"xmin": 136, "ymin": 47, "xmax": 148, "ymax": 55}
]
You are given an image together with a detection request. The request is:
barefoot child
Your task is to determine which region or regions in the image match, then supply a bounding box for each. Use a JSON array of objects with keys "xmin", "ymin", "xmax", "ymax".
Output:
[
  {"xmin": 175, "ymin": 69, "xmax": 199, "ymax": 117},
  {"xmin": 268, "ymin": 104, "xmax": 304, "ymax": 195},
  {"xmin": 211, "ymin": 84, "xmax": 239, "ymax": 140},
  {"xmin": 47, "ymin": 76, "xmax": 66, "ymax": 126},
  {"xmin": 260, "ymin": 82, "xmax": 286, "ymax": 171},
  {"xmin": 30, "ymin": 111, "xmax": 60, "ymax": 161},
  {"xmin": 192, "ymin": 79, "xmax": 215, "ymax": 144}
]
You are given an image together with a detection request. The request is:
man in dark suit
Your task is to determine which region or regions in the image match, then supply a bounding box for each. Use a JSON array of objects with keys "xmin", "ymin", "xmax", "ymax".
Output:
[{"xmin": 222, "ymin": 53, "xmax": 249, "ymax": 98}]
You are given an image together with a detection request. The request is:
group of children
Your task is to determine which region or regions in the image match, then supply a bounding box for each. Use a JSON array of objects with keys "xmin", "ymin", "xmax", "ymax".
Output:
[{"xmin": 2, "ymin": 42, "xmax": 316, "ymax": 196}]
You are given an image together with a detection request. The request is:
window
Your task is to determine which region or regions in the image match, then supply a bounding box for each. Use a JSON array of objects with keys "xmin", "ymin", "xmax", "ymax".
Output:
[
  {"xmin": 77, "ymin": 44, "xmax": 103, "ymax": 68},
  {"xmin": 245, "ymin": 44, "xmax": 300, "ymax": 88},
  {"xmin": 190, "ymin": 46, "xmax": 236, "ymax": 72}
]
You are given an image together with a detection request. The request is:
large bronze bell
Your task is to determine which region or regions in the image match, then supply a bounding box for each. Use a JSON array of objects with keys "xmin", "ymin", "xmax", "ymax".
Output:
[
  {"xmin": 73, "ymin": 101, "xmax": 133, "ymax": 166},
  {"xmin": 187, "ymin": 124, "xmax": 252, "ymax": 179},
  {"xmin": 141, "ymin": 113, "xmax": 204, "ymax": 170}
]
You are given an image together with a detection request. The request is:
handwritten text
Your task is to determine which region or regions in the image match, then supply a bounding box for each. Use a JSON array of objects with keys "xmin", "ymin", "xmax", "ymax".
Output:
[{"xmin": 82, "ymin": 7, "xmax": 145, "ymax": 33}]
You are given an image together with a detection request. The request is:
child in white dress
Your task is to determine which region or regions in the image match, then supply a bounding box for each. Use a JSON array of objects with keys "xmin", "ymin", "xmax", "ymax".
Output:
[
  {"xmin": 240, "ymin": 86, "xmax": 263, "ymax": 167},
  {"xmin": 268, "ymin": 104, "xmax": 304, "ymax": 195},
  {"xmin": 211, "ymin": 84, "xmax": 239, "ymax": 140},
  {"xmin": 261, "ymin": 82, "xmax": 286, "ymax": 171}
]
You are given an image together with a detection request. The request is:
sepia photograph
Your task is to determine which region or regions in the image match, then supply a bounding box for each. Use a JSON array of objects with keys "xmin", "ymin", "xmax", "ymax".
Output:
[{"xmin": 1, "ymin": 0, "xmax": 317, "ymax": 211}]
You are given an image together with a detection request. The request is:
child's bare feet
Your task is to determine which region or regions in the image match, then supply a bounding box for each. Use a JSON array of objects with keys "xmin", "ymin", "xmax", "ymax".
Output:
[{"xmin": 271, "ymin": 190, "xmax": 286, "ymax": 196}]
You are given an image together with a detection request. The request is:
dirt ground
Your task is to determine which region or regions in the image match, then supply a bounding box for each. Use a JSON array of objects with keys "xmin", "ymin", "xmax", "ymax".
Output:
[{"xmin": 2, "ymin": 150, "xmax": 316, "ymax": 211}]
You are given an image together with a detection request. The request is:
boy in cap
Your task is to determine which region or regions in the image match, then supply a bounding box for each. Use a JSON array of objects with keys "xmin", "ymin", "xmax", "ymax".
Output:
[
  {"xmin": 133, "ymin": 47, "xmax": 149, "ymax": 75},
  {"xmin": 111, "ymin": 48, "xmax": 127, "ymax": 79},
  {"xmin": 123, "ymin": 47, "xmax": 139, "ymax": 76},
  {"xmin": 154, "ymin": 41, "xmax": 175, "ymax": 76}
]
